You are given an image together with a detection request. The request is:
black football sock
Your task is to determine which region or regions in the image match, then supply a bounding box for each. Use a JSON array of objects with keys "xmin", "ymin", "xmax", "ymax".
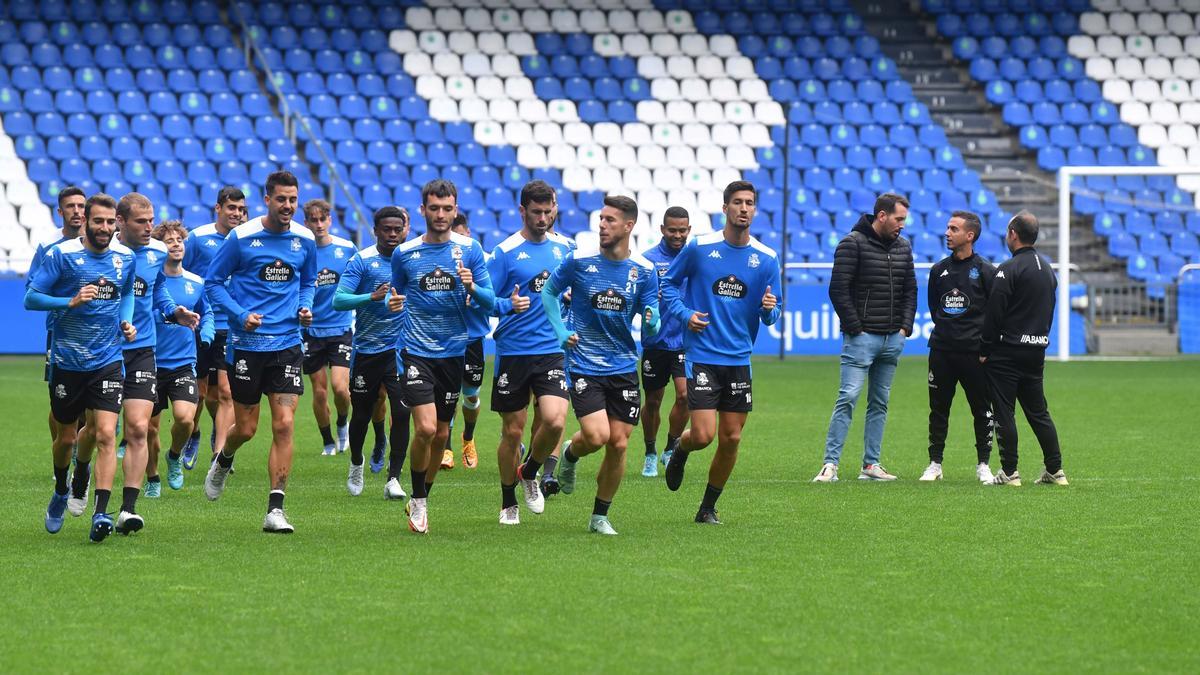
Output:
[
  {"xmin": 645, "ymin": 438, "xmax": 657, "ymax": 457},
  {"xmin": 147, "ymin": 475, "xmax": 161, "ymax": 485},
  {"xmin": 564, "ymin": 446, "xmax": 580, "ymax": 464},
  {"xmin": 268, "ymin": 490, "xmax": 285, "ymax": 512},
  {"xmin": 53, "ymin": 464, "xmax": 69, "ymax": 495},
  {"xmin": 94, "ymin": 489, "xmax": 111, "ymax": 514},
  {"xmin": 71, "ymin": 462, "xmax": 90, "ymax": 498},
  {"xmin": 189, "ymin": 430, "xmax": 200, "ymax": 441},
  {"xmin": 425, "ymin": 482, "xmax": 434, "ymax": 497},
  {"xmin": 501, "ymin": 482, "xmax": 517, "ymax": 509},
  {"xmin": 520, "ymin": 459, "xmax": 542, "ymax": 481},
  {"xmin": 336, "ymin": 413, "xmax": 347, "ymax": 428},
  {"xmin": 463, "ymin": 420, "xmax": 477, "ymax": 442},
  {"xmin": 543, "ymin": 455, "xmax": 559, "ymax": 478},
  {"xmin": 216, "ymin": 450, "xmax": 234, "ymax": 468},
  {"xmin": 410, "ymin": 469, "xmax": 428, "ymax": 498},
  {"xmin": 593, "ymin": 498, "xmax": 611, "ymax": 517},
  {"xmin": 121, "ymin": 486, "xmax": 139, "ymax": 514},
  {"xmin": 666, "ymin": 436, "xmax": 680, "ymax": 452},
  {"xmin": 700, "ymin": 483, "xmax": 723, "ymax": 510},
  {"xmin": 168, "ymin": 450, "xmax": 181, "ymax": 461},
  {"xmin": 319, "ymin": 425, "xmax": 335, "ymax": 446}
]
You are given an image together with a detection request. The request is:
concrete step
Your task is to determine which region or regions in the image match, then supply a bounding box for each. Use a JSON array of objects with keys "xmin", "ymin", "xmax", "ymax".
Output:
[{"xmin": 1092, "ymin": 328, "xmax": 1179, "ymax": 355}]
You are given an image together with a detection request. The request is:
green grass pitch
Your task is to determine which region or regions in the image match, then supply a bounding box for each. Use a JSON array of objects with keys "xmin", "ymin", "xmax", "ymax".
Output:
[{"xmin": 0, "ymin": 355, "xmax": 1195, "ymax": 672}]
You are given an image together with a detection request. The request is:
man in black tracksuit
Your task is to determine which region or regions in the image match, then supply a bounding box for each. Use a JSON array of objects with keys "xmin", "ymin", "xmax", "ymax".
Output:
[
  {"xmin": 980, "ymin": 211, "xmax": 1067, "ymax": 487},
  {"xmin": 922, "ymin": 211, "xmax": 997, "ymax": 483}
]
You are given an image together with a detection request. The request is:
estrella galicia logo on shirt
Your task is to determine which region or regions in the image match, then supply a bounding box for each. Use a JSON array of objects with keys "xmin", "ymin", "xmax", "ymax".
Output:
[
  {"xmin": 132, "ymin": 276, "xmax": 148, "ymax": 297},
  {"xmin": 93, "ymin": 277, "xmax": 117, "ymax": 300},
  {"xmin": 420, "ymin": 268, "xmax": 457, "ymax": 292},
  {"xmin": 712, "ymin": 275, "xmax": 748, "ymax": 299},
  {"xmin": 316, "ymin": 268, "xmax": 340, "ymax": 287},
  {"xmin": 941, "ymin": 288, "xmax": 969, "ymax": 316},
  {"xmin": 259, "ymin": 259, "xmax": 295, "ymax": 283},
  {"xmin": 528, "ymin": 270, "xmax": 550, "ymax": 293},
  {"xmin": 591, "ymin": 288, "xmax": 627, "ymax": 312}
]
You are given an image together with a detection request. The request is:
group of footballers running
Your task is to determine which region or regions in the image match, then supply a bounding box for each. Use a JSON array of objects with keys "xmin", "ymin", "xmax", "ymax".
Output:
[{"xmin": 26, "ymin": 172, "xmax": 781, "ymax": 541}]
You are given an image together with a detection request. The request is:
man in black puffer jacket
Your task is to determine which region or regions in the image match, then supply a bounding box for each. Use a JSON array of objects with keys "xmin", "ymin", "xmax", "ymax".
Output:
[{"xmin": 813, "ymin": 193, "xmax": 917, "ymax": 483}]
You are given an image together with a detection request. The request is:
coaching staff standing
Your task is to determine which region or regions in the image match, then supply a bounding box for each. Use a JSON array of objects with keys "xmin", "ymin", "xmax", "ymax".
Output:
[
  {"xmin": 980, "ymin": 211, "xmax": 1068, "ymax": 487},
  {"xmin": 920, "ymin": 211, "xmax": 997, "ymax": 483}
]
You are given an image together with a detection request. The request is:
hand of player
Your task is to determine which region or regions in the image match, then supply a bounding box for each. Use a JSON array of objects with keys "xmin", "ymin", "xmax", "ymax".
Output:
[
  {"xmin": 644, "ymin": 306, "xmax": 656, "ymax": 325},
  {"xmin": 369, "ymin": 282, "xmax": 390, "ymax": 302},
  {"xmin": 562, "ymin": 288, "xmax": 572, "ymax": 304},
  {"xmin": 120, "ymin": 320, "xmax": 137, "ymax": 342},
  {"xmin": 510, "ymin": 284, "xmax": 530, "ymax": 314},
  {"xmin": 688, "ymin": 311, "xmax": 709, "ymax": 333},
  {"xmin": 900, "ymin": 328, "xmax": 910, "ymax": 337},
  {"xmin": 387, "ymin": 287, "xmax": 405, "ymax": 313},
  {"xmin": 761, "ymin": 285, "xmax": 777, "ymax": 311},
  {"xmin": 298, "ymin": 307, "xmax": 313, "ymax": 327},
  {"xmin": 979, "ymin": 356, "xmax": 987, "ymax": 364},
  {"xmin": 455, "ymin": 260, "xmax": 473, "ymax": 296},
  {"xmin": 561, "ymin": 333, "xmax": 579, "ymax": 350},
  {"xmin": 173, "ymin": 306, "xmax": 200, "ymax": 328},
  {"xmin": 69, "ymin": 284, "xmax": 98, "ymax": 308},
  {"xmin": 244, "ymin": 313, "xmax": 263, "ymax": 331}
]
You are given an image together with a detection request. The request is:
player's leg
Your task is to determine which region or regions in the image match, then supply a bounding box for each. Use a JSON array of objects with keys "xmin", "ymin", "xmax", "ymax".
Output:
[
  {"xmin": 165, "ymin": 398, "xmax": 196, "ymax": 490},
  {"xmin": 371, "ymin": 391, "xmax": 388, "ymax": 459},
  {"xmin": 308, "ymin": 364, "xmax": 335, "ymax": 456},
  {"xmin": 859, "ymin": 332, "xmax": 905, "ymax": 481},
  {"xmin": 641, "ymin": 384, "xmax": 666, "ymax": 476},
  {"xmin": 211, "ymin": 369, "xmax": 234, "ymax": 458},
  {"xmin": 421, "ymin": 357, "xmax": 461, "ymax": 496},
  {"xmin": 514, "ymin": 356, "xmax": 568, "ymax": 500},
  {"xmin": 664, "ymin": 373, "xmax": 689, "ymax": 464},
  {"xmin": 458, "ymin": 385, "xmax": 481, "ymax": 469},
  {"xmin": 145, "ymin": 412, "xmax": 163, "ymax": 498},
  {"xmin": 1013, "ymin": 354, "xmax": 1065, "ymax": 483},
  {"xmin": 88, "ymin": 406, "xmax": 121, "ymax": 542},
  {"xmin": 958, "ymin": 352, "xmax": 995, "ymax": 482},
  {"xmin": 45, "ymin": 371, "xmax": 82, "ymax": 533},
  {"xmin": 117, "ymin": 397, "xmax": 155, "ymax": 531},
  {"xmin": 383, "ymin": 374, "xmax": 410, "ymax": 500},
  {"xmin": 558, "ymin": 373, "xmax": 612, "ymax": 496},
  {"xmin": 206, "ymin": 349, "xmax": 264, "ymax": 501},
  {"xmin": 330, "ymin": 364, "xmax": 351, "ymax": 453},
  {"xmin": 923, "ymin": 349, "xmax": 956, "ymax": 481},
  {"xmin": 589, "ymin": 417, "xmax": 634, "ymax": 535},
  {"xmin": 346, "ymin": 356, "xmax": 383, "ymax": 495},
  {"xmin": 983, "ymin": 354, "xmax": 1021, "ymax": 484},
  {"xmin": 497, "ymin": 408, "xmax": 527, "ymax": 522},
  {"xmin": 817, "ymin": 334, "xmax": 877, "ymax": 481},
  {"xmin": 404, "ymin": 403, "xmax": 438, "ymax": 533},
  {"xmin": 694, "ymin": 410, "xmax": 749, "ymax": 524},
  {"xmin": 260, "ymin": 391, "xmax": 299, "ymax": 532}
]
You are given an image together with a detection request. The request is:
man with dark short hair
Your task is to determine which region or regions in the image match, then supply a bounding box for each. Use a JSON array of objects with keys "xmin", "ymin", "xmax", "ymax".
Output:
[
  {"xmin": 921, "ymin": 210, "xmax": 997, "ymax": 483},
  {"xmin": 638, "ymin": 206, "xmax": 692, "ymax": 478},
  {"xmin": 981, "ymin": 211, "xmax": 1068, "ymax": 487},
  {"xmin": 203, "ymin": 171, "xmax": 317, "ymax": 533},
  {"xmin": 815, "ymin": 192, "xmax": 917, "ymax": 483}
]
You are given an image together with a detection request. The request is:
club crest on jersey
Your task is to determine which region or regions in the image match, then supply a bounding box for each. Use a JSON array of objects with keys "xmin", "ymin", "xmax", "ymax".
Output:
[
  {"xmin": 335, "ymin": 248, "xmax": 345, "ymax": 259},
  {"xmin": 529, "ymin": 270, "xmax": 550, "ymax": 292},
  {"xmin": 184, "ymin": 281, "xmax": 195, "ymax": 295},
  {"xmin": 627, "ymin": 267, "xmax": 638, "ymax": 283},
  {"xmin": 591, "ymin": 288, "xmax": 627, "ymax": 312},
  {"xmin": 235, "ymin": 359, "xmax": 248, "ymax": 374},
  {"xmin": 643, "ymin": 359, "xmax": 652, "ymax": 373},
  {"xmin": 553, "ymin": 247, "xmax": 563, "ymax": 260},
  {"xmin": 497, "ymin": 372, "xmax": 509, "ymax": 389},
  {"xmin": 969, "ymin": 267, "xmax": 980, "ymax": 280},
  {"xmin": 54, "ymin": 384, "xmax": 67, "ymax": 399},
  {"xmin": 354, "ymin": 375, "xmax": 366, "ymax": 389},
  {"xmin": 316, "ymin": 268, "xmax": 340, "ymax": 286},
  {"xmin": 657, "ymin": 267, "xmax": 667, "ymax": 277},
  {"xmin": 75, "ymin": 257, "xmax": 85, "ymax": 265},
  {"xmin": 420, "ymin": 268, "xmax": 456, "ymax": 292},
  {"xmin": 260, "ymin": 259, "xmax": 295, "ymax": 283},
  {"xmin": 112, "ymin": 256, "xmax": 123, "ymax": 269},
  {"xmin": 290, "ymin": 238, "xmax": 302, "ymax": 252},
  {"xmin": 574, "ymin": 378, "xmax": 587, "ymax": 394},
  {"xmin": 941, "ymin": 289, "xmax": 969, "ymax": 316},
  {"xmin": 696, "ymin": 371, "xmax": 710, "ymax": 386},
  {"xmin": 146, "ymin": 251, "xmax": 158, "ymax": 265},
  {"xmin": 712, "ymin": 275, "xmax": 748, "ymax": 299},
  {"xmin": 407, "ymin": 365, "xmax": 419, "ymax": 380},
  {"xmin": 749, "ymin": 253, "xmax": 761, "ymax": 268},
  {"xmin": 451, "ymin": 245, "xmax": 463, "ymax": 261}
]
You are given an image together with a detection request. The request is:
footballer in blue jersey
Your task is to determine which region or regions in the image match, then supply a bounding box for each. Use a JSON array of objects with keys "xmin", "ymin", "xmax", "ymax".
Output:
[
  {"xmin": 540, "ymin": 195, "xmax": 661, "ymax": 536},
  {"xmin": 637, "ymin": 207, "xmax": 692, "ymax": 478},
  {"xmin": 29, "ymin": 187, "xmax": 87, "ymax": 390},
  {"xmin": 25, "ymin": 193, "xmax": 137, "ymax": 542},
  {"xmin": 301, "ymin": 199, "xmax": 357, "ymax": 457},
  {"xmin": 112, "ymin": 193, "xmax": 200, "ymax": 531},
  {"xmin": 388, "ymin": 179, "xmax": 495, "ymax": 534},
  {"xmin": 335, "ymin": 206, "xmax": 413, "ymax": 498},
  {"xmin": 146, "ymin": 221, "xmax": 213, "ymax": 494},
  {"xmin": 484, "ymin": 181, "xmax": 576, "ymax": 524},
  {"xmin": 203, "ymin": 171, "xmax": 317, "ymax": 534},
  {"xmin": 180, "ymin": 186, "xmax": 245, "ymax": 471},
  {"xmin": 661, "ymin": 182, "xmax": 781, "ymax": 525}
]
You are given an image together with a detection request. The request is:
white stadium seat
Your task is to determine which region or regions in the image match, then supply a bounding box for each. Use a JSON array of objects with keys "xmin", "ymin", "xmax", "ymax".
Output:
[
  {"xmin": 1115, "ymin": 57, "xmax": 1144, "ymax": 79},
  {"xmin": 741, "ymin": 123, "xmax": 772, "ymax": 147},
  {"xmin": 609, "ymin": 145, "xmax": 637, "ymax": 170},
  {"xmin": 518, "ymin": 98, "xmax": 549, "ymax": 123},
  {"xmin": 652, "ymin": 167, "xmax": 681, "ymax": 191},
  {"xmin": 521, "ymin": 9, "xmax": 550, "ymax": 32},
  {"xmin": 562, "ymin": 121, "xmax": 593, "ymax": 146},
  {"xmin": 637, "ymin": 145, "xmax": 666, "ymax": 170},
  {"xmin": 679, "ymin": 78, "xmax": 710, "ymax": 102},
  {"xmin": 405, "ymin": 7, "xmax": 435, "ymax": 30},
  {"xmin": 709, "ymin": 78, "xmax": 739, "ymax": 102},
  {"xmin": 636, "ymin": 10, "xmax": 664, "ymax": 33},
  {"xmin": 533, "ymin": 121, "xmax": 563, "ymax": 146},
  {"xmin": 1108, "ymin": 12, "xmax": 1137, "ymax": 35},
  {"xmin": 651, "ymin": 78, "xmax": 681, "ymax": 101},
  {"xmin": 635, "ymin": 100, "xmax": 666, "ymax": 124},
  {"xmin": 1167, "ymin": 123, "xmax": 1198, "ymax": 147},
  {"xmin": 580, "ymin": 10, "xmax": 608, "ymax": 33},
  {"xmin": 503, "ymin": 77, "xmax": 535, "ymax": 100},
  {"xmin": 1096, "ymin": 35, "xmax": 1126, "ymax": 57},
  {"xmin": 1137, "ymin": 12, "xmax": 1167, "ymax": 35},
  {"xmin": 491, "ymin": 8, "xmax": 520, "ymax": 33},
  {"xmin": 444, "ymin": 75, "xmax": 475, "ymax": 99},
  {"xmin": 680, "ymin": 34, "xmax": 708, "ymax": 56},
  {"xmin": 562, "ymin": 166, "xmax": 593, "ymax": 193},
  {"xmin": 417, "ymin": 75, "xmax": 447, "ymax": 100},
  {"xmin": 666, "ymin": 55, "xmax": 694, "ymax": 79},
  {"xmin": 1132, "ymin": 78, "xmax": 1161, "ymax": 101},
  {"xmin": 433, "ymin": 8, "xmax": 464, "ymax": 31},
  {"xmin": 1067, "ymin": 35, "xmax": 1097, "ymax": 57},
  {"xmin": 551, "ymin": 10, "xmax": 579, "ymax": 33},
  {"xmin": 663, "ymin": 9, "xmax": 693, "ymax": 33},
  {"xmin": 460, "ymin": 97, "xmax": 489, "ymax": 122},
  {"xmin": 463, "ymin": 8, "xmax": 492, "ymax": 32},
  {"xmin": 489, "ymin": 99, "xmax": 518, "ymax": 123},
  {"xmin": 547, "ymin": 143, "xmax": 576, "ymax": 168},
  {"xmin": 1086, "ymin": 57, "xmax": 1114, "ymax": 80},
  {"xmin": 389, "ymin": 30, "xmax": 418, "ymax": 54},
  {"xmin": 696, "ymin": 145, "xmax": 725, "ymax": 170},
  {"xmin": 725, "ymin": 56, "xmax": 757, "ymax": 80},
  {"xmin": 637, "ymin": 55, "xmax": 666, "ymax": 80},
  {"xmin": 666, "ymin": 145, "xmax": 696, "ymax": 168},
  {"xmin": 434, "ymin": 53, "xmax": 463, "ymax": 76},
  {"xmin": 462, "ymin": 53, "xmax": 492, "ymax": 77},
  {"xmin": 695, "ymin": 101, "xmax": 725, "ymax": 125},
  {"xmin": 547, "ymin": 99, "xmax": 578, "ymax": 123},
  {"xmin": 448, "ymin": 31, "xmax": 478, "ymax": 55},
  {"xmin": 695, "ymin": 55, "xmax": 725, "ymax": 79},
  {"xmin": 405, "ymin": 52, "xmax": 433, "ymax": 76},
  {"xmin": 516, "ymin": 144, "xmax": 547, "ymax": 168},
  {"xmin": 593, "ymin": 122, "xmax": 622, "ymax": 147},
  {"xmin": 681, "ymin": 123, "xmax": 711, "ymax": 146},
  {"xmin": 476, "ymin": 32, "xmax": 506, "ymax": 55},
  {"xmin": 622, "ymin": 34, "xmax": 651, "ymax": 57},
  {"xmin": 1138, "ymin": 123, "xmax": 1168, "ymax": 147},
  {"xmin": 506, "ymin": 33, "xmax": 536, "ymax": 55},
  {"xmin": 622, "ymin": 123, "xmax": 652, "ymax": 147},
  {"xmin": 592, "ymin": 166, "xmax": 623, "ymax": 192},
  {"xmin": 1122, "ymin": 101, "xmax": 1151, "ymax": 126},
  {"xmin": 1180, "ymin": 102, "xmax": 1200, "ymax": 124},
  {"xmin": 1150, "ymin": 100, "xmax": 1177, "ymax": 124},
  {"xmin": 608, "ymin": 10, "xmax": 636, "ymax": 33},
  {"xmin": 578, "ymin": 144, "xmax": 606, "ymax": 169},
  {"xmin": 1153, "ymin": 35, "xmax": 1183, "ymax": 57},
  {"xmin": 418, "ymin": 31, "xmax": 448, "ymax": 54},
  {"xmin": 709, "ymin": 35, "xmax": 738, "ymax": 58}
]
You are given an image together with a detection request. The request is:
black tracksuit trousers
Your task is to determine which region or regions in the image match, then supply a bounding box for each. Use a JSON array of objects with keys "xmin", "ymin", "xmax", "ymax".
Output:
[
  {"xmin": 984, "ymin": 347, "xmax": 1062, "ymax": 475},
  {"xmin": 927, "ymin": 348, "xmax": 992, "ymax": 464}
]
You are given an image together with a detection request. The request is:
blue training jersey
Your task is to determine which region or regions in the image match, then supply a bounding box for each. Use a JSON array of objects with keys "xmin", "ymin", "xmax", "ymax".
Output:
[
  {"xmin": 465, "ymin": 252, "xmax": 493, "ymax": 341},
  {"xmin": 183, "ymin": 222, "xmax": 231, "ymax": 331},
  {"xmin": 661, "ymin": 231, "xmax": 782, "ymax": 367},
  {"xmin": 27, "ymin": 233, "xmax": 71, "ymax": 331},
  {"xmin": 639, "ymin": 238, "xmax": 687, "ymax": 351},
  {"xmin": 125, "ymin": 238, "xmax": 178, "ymax": 352},
  {"xmin": 547, "ymin": 245, "xmax": 658, "ymax": 376},
  {"xmin": 488, "ymin": 230, "xmax": 575, "ymax": 356},
  {"xmin": 309, "ymin": 236, "xmax": 357, "ymax": 337},
  {"xmin": 28, "ymin": 237, "xmax": 136, "ymax": 372},
  {"xmin": 156, "ymin": 269, "xmax": 213, "ymax": 370},
  {"xmin": 204, "ymin": 217, "xmax": 317, "ymax": 354},
  {"xmin": 390, "ymin": 232, "xmax": 492, "ymax": 359},
  {"xmin": 338, "ymin": 244, "xmax": 404, "ymax": 355}
]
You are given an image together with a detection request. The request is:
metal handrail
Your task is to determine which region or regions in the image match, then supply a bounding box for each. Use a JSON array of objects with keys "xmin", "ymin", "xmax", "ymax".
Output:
[{"xmin": 228, "ymin": 3, "xmax": 371, "ymax": 245}]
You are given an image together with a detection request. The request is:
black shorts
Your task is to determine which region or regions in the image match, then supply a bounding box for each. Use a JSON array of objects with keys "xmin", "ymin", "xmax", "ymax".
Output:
[
  {"xmin": 687, "ymin": 362, "xmax": 753, "ymax": 413},
  {"xmin": 49, "ymin": 360, "xmax": 124, "ymax": 424},
  {"xmin": 569, "ymin": 371, "xmax": 640, "ymax": 425},
  {"xmin": 463, "ymin": 338, "xmax": 485, "ymax": 393},
  {"xmin": 350, "ymin": 349, "xmax": 405, "ymax": 409},
  {"xmin": 122, "ymin": 347, "xmax": 158, "ymax": 402},
  {"xmin": 492, "ymin": 352, "xmax": 568, "ymax": 413},
  {"xmin": 403, "ymin": 352, "xmax": 461, "ymax": 422},
  {"xmin": 641, "ymin": 348, "xmax": 686, "ymax": 391},
  {"xmin": 153, "ymin": 364, "xmax": 200, "ymax": 416},
  {"xmin": 228, "ymin": 345, "xmax": 305, "ymax": 406},
  {"xmin": 196, "ymin": 329, "xmax": 228, "ymax": 382},
  {"xmin": 302, "ymin": 329, "xmax": 353, "ymax": 374}
]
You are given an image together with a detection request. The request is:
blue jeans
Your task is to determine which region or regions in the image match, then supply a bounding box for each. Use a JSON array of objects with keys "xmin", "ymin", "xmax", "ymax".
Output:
[{"xmin": 823, "ymin": 331, "xmax": 907, "ymax": 467}]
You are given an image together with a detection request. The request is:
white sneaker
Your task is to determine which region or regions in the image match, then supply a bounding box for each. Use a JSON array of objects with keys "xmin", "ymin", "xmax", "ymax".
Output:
[
  {"xmin": 986, "ymin": 469, "xmax": 1022, "ymax": 487},
  {"xmin": 336, "ymin": 424, "xmax": 349, "ymax": 453},
  {"xmin": 976, "ymin": 463, "xmax": 993, "ymax": 483},
  {"xmin": 204, "ymin": 458, "xmax": 231, "ymax": 500},
  {"xmin": 408, "ymin": 497, "xmax": 428, "ymax": 534},
  {"xmin": 115, "ymin": 510, "xmax": 144, "ymax": 535},
  {"xmin": 499, "ymin": 505, "xmax": 520, "ymax": 525},
  {"xmin": 812, "ymin": 463, "xmax": 839, "ymax": 483},
  {"xmin": 858, "ymin": 464, "xmax": 898, "ymax": 481},
  {"xmin": 384, "ymin": 477, "xmax": 407, "ymax": 500},
  {"xmin": 1036, "ymin": 469, "xmax": 1069, "ymax": 486},
  {"xmin": 588, "ymin": 515, "xmax": 618, "ymax": 535},
  {"xmin": 919, "ymin": 462, "xmax": 943, "ymax": 481},
  {"xmin": 67, "ymin": 489, "xmax": 88, "ymax": 517},
  {"xmin": 262, "ymin": 508, "xmax": 294, "ymax": 533},
  {"xmin": 321, "ymin": 444, "xmax": 336, "ymax": 457},
  {"xmin": 519, "ymin": 476, "xmax": 545, "ymax": 514},
  {"xmin": 347, "ymin": 462, "xmax": 364, "ymax": 496}
]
